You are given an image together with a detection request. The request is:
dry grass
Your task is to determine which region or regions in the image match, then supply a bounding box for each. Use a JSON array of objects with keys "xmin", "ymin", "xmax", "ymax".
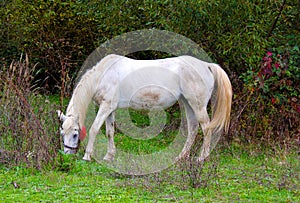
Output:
[{"xmin": 0, "ymin": 54, "xmax": 60, "ymax": 169}]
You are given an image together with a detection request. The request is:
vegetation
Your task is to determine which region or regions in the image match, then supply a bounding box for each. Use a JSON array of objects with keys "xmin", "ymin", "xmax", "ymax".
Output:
[
  {"xmin": 1, "ymin": 149, "xmax": 299, "ymax": 202},
  {"xmin": 2, "ymin": 1, "xmax": 299, "ymax": 85},
  {"xmin": 0, "ymin": 0, "xmax": 299, "ymax": 201}
]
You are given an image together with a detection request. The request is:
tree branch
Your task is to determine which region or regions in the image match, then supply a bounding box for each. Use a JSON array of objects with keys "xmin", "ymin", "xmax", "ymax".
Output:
[{"xmin": 267, "ymin": 0, "xmax": 287, "ymax": 39}]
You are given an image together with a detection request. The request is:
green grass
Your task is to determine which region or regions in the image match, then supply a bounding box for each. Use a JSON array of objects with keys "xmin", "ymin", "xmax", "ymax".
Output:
[
  {"xmin": 1, "ymin": 95, "xmax": 298, "ymax": 202},
  {"xmin": 1, "ymin": 148, "xmax": 298, "ymax": 202}
]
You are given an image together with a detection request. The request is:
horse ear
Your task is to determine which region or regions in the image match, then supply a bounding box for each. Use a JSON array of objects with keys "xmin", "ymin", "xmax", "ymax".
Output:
[{"xmin": 57, "ymin": 110, "xmax": 67, "ymax": 122}]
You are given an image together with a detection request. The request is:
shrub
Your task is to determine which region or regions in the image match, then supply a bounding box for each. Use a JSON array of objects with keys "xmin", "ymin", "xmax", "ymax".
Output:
[
  {"xmin": 0, "ymin": 55, "xmax": 60, "ymax": 169},
  {"xmin": 229, "ymin": 46, "xmax": 299, "ymax": 149},
  {"xmin": 1, "ymin": 0, "xmax": 299, "ymax": 157},
  {"xmin": 2, "ymin": 0, "xmax": 299, "ymax": 92},
  {"xmin": 242, "ymin": 46, "xmax": 299, "ymax": 109}
]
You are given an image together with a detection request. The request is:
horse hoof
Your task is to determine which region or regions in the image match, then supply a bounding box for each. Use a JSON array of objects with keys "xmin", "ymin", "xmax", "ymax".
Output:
[
  {"xmin": 83, "ymin": 154, "xmax": 91, "ymax": 161},
  {"xmin": 197, "ymin": 156, "xmax": 210, "ymax": 163},
  {"xmin": 103, "ymin": 153, "xmax": 114, "ymax": 162}
]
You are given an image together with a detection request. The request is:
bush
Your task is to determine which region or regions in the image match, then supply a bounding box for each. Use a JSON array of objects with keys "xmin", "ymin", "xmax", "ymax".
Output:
[
  {"xmin": 247, "ymin": 46, "xmax": 299, "ymax": 106},
  {"xmin": 0, "ymin": 55, "xmax": 60, "ymax": 169},
  {"xmin": 1, "ymin": 0, "xmax": 299, "ymax": 158},
  {"xmin": 229, "ymin": 46, "xmax": 299, "ymax": 149},
  {"xmin": 2, "ymin": 0, "xmax": 299, "ymax": 91}
]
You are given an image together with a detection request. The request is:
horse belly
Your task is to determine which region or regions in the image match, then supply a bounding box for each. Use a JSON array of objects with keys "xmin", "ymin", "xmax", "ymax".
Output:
[
  {"xmin": 118, "ymin": 84, "xmax": 180, "ymax": 110},
  {"xmin": 134, "ymin": 87, "xmax": 179, "ymax": 109}
]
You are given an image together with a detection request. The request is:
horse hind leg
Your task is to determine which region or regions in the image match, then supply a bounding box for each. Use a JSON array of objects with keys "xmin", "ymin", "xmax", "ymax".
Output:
[
  {"xmin": 103, "ymin": 112, "xmax": 116, "ymax": 161},
  {"xmin": 175, "ymin": 99, "xmax": 199, "ymax": 162},
  {"xmin": 197, "ymin": 108, "xmax": 211, "ymax": 162}
]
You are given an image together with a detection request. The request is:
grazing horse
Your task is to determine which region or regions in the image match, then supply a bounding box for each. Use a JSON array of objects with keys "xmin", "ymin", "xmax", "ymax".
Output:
[{"xmin": 57, "ymin": 54, "xmax": 232, "ymax": 162}]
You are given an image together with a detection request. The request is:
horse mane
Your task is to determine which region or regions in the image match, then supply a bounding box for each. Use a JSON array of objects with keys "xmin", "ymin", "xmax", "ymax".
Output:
[{"xmin": 66, "ymin": 54, "xmax": 121, "ymax": 127}]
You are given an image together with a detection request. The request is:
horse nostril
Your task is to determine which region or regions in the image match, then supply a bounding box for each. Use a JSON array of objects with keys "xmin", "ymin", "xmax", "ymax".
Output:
[
  {"xmin": 64, "ymin": 148, "xmax": 71, "ymax": 154},
  {"xmin": 64, "ymin": 148, "xmax": 76, "ymax": 154}
]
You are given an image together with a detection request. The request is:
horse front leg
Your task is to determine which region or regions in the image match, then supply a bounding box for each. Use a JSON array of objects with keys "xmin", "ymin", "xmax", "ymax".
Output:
[
  {"xmin": 103, "ymin": 112, "xmax": 116, "ymax": 161},
  {"xmin": 83, "ymin": 104, "xmax": 113, "ymax": 161}
]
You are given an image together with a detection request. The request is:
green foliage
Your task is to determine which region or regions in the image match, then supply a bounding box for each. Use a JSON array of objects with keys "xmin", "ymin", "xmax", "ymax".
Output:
[
  {"xmin": 108, "ymin": 105, "xmax": 181, "ymax": 155},
  {"xmin": 1, "ymin": 0, "xmax": 99, "ymax": 91},
  {"xmin": 1, "ymin": 0, "xmax": 299, "ymax": 167},
  {"xmin": 242, "ymin": 46, "xmax": 299, "ymax": 106},
  {"xmin": 232, "ymin": 45, "xmax": 299, "ymax": 146},
  {"xmin": 1, "ymin": 0, "xmax": 298, "ymax": 87},
  {"xmin": 54, "ymin": 151, "xmax": 78, "ymax": 172},
  {"xmin": 0, "ymin": 149, "xmax": 299, "ymax": 202}
]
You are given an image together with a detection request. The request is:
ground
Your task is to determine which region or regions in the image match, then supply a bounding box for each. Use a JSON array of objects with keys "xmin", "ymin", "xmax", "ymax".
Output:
[{"xmin": 1, "ymin": 147, "xmax": 298, "ymax": 202}]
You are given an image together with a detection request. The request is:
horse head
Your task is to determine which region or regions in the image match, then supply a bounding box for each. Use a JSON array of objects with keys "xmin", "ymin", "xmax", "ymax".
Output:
[{"xmin": 57, "ymin": 110, "xmax": 86, "ymax": 154}]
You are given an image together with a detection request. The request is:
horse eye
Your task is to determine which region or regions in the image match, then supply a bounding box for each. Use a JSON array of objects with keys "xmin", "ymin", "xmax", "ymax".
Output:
[{"xmin": 73, "ymin": 134, "xmax": 78, "ymax": 139}]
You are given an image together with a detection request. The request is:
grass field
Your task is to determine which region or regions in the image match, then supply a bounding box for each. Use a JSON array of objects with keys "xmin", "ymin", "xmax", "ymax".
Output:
[
  {"xmin": 0, "ymin": 94, "xmax": 299, "ymax": 202},
  {"xmin": 1, "ymin": 52, "xmax": 299, "ymax": 202},
  {"xmin": 1, "ymin": 147, "xmax": 298, "ymax": 202}
]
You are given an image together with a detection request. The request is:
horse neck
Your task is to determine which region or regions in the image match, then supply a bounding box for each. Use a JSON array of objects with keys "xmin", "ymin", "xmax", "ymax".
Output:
[
  {"xmin": 66, "ymin": 76, "xmax": 95, "ymax": 128},
  {"xmin": 65, "ymin": 55, "xmax": 117, "ymax": 127}
]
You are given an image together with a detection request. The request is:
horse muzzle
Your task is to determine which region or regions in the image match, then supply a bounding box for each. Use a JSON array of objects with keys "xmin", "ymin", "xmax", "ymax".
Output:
[
  {"xmin": 63, "ymin": 143, "xmax": 79, "ymax": 154},
  {"xmin": 64, "ymin": 148, "xmax": 77, "ymax": 154}
]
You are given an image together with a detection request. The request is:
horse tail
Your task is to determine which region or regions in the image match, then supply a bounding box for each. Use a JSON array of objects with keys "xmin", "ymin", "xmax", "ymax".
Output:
[{"xmin": 207, "ymin": 64, "xmax": 232, "ymax": 134}]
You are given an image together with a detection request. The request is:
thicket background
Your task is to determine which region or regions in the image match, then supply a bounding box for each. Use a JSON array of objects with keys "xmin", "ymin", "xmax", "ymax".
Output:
[{"xmin": 1, "ymin": 0, "xmax": 299, "ymax": 167}]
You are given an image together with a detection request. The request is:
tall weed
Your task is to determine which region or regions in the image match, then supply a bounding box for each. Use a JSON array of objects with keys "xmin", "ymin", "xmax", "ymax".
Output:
[{"xmin": 0, "ymin": 54, "xmax": 60, "ymax": 169}]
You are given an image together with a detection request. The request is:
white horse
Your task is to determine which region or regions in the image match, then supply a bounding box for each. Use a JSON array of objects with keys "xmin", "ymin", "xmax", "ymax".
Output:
[{"xmin": 57, "ymin": 54, "xmax": 232, "ymax": 162}]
